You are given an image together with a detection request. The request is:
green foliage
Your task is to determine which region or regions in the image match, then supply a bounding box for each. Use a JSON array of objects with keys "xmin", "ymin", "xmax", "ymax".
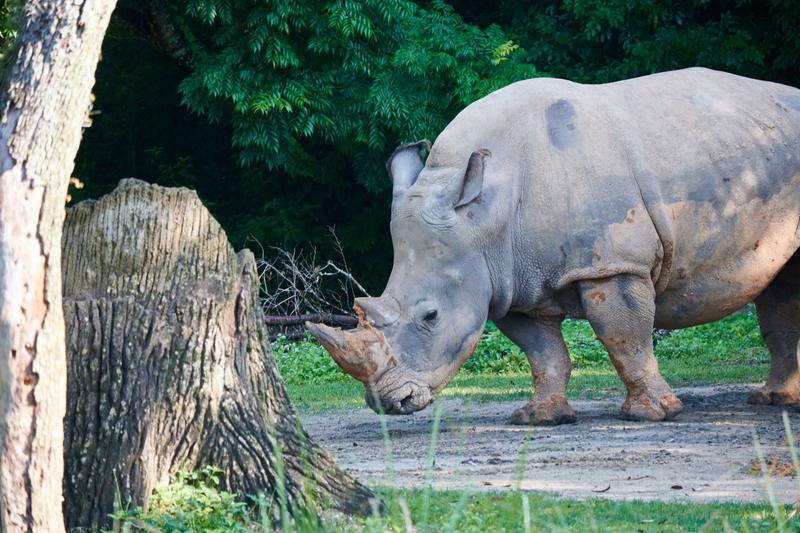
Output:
[
  {"xmin": 453, "ymin": 0, "xmax": 800, "ymax": 86},
  {"xmin": 460, "ymin": 321, "xmax": 607, "ymax": 374},
  {"xmin": 272, "ymin": 334, "xmax": 349, "ymax": 385},
  {"xmin": 372, "ymin": 489, "xmax": 792, "ymax": 533},
  {"xmin": 656, "ymin": 308, "xmax": 767, "ymax": 363},
  {"xmin": 0, "ymin": 0, "xmax": 22, "ymax": 67},
  {"xmin": 461, "ymin": 322, "xmax": 527, "ymax": 374},
  {"xmin": 179, "ymin": 0, "xmax": 534, "ymax": 175},
  {"xmin": 108, "ymin": 466, "xmax": 255, "ymax": 532},
  {"xmin": 176, "ymin": 0, "xmax": 537, "ymax": 288}
]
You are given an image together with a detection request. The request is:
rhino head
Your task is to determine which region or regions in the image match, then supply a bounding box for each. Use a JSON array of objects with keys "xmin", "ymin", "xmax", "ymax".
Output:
[{"xmin": 307, "ymin": 141, "xmax": 496, "ymax": 414}]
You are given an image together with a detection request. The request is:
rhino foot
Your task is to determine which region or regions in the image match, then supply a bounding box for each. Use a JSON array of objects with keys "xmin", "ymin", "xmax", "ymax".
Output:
[
  {"xmin": 747, "ymin": 385, "xmax": 800, "ymax": 406},
  {"xmin": 510, "ymin": 395, "xmax": 576, "ymax": 426},
  {"xmin": 621, "ymin": 390, "xmax": 683, "ymax": 421}
]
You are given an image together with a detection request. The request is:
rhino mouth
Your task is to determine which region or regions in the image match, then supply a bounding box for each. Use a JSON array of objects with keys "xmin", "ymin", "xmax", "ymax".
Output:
[
  {"xmin": 305, "ymin": 317, "xmax": 436, "ymax": 415},
  {"xmin": 365, "ymin": 378, "xmax": 434, "ymax": 415}
]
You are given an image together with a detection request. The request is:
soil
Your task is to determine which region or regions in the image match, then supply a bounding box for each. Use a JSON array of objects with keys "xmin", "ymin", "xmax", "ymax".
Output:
[{"xmin": 301, "ymin": 384, "xmax": 800, "ymax": 504}]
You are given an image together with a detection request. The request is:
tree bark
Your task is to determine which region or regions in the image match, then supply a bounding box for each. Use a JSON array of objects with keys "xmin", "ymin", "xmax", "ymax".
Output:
[
  {"xmin": 0, "ymin": 1, "xmax": 116, "ymax": 531},
  {"xmin": 62, "ymin": 179, "xmax": 374, "ymax": 530}
]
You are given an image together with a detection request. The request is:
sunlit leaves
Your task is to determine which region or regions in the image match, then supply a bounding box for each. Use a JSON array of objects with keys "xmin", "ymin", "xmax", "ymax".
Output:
[
  {"xmin": 178, "ymin": 0, "xmax": 535, "ymax": 191},
  {"xmin": 492, "ymin": 41, "xmax": 520, "ymax": 65}
]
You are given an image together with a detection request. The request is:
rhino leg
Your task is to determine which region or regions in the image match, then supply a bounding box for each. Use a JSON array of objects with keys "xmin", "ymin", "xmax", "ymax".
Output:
[
  {"xmin": 495, "ymin": 314, "xmax": 576, "ymax": 425},
  {"xmin": 748, "ymin": 254, "xmax": 800, "ymax": 406},
  {"xmin": 580, "ymin": 275, "xmax": 683, "ymax": 421}
]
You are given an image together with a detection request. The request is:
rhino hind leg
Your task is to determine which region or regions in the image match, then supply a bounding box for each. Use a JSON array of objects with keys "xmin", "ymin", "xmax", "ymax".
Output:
[
  {"xmin": 495, "ymin": 314, "xmax": 576, "ymax": 425},
  {"xmin": 748, "ymin": 252, "xmax": 800, "ymax": 406},
  {"xmin": 580, "ymin": 275, "xmax": 683, "ymax": 421}
]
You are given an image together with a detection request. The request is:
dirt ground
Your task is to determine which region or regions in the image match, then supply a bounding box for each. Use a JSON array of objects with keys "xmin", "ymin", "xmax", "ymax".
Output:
[{"xmin": 301, "ymin": 384, "xmax": 800, "ymax": 504}]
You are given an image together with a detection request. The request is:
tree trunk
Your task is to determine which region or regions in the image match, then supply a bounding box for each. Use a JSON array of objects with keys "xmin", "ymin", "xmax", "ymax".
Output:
[
  {"xmin": 0, "ymin": 1, "xmax": 116, "ymax": 531},
  {"xmin": 61, "ymin": 179, "xmax": 374, "ymax": 530}
]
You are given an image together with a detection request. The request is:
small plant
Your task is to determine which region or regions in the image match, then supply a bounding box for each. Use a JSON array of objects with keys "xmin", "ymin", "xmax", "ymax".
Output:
[
  {"xmin": 108, "ymin": 467, "xmax": 255, "ymax": 532},
  {"xmin": 272, "ymin": 333, "xmax": 349, "ymax": 385}
]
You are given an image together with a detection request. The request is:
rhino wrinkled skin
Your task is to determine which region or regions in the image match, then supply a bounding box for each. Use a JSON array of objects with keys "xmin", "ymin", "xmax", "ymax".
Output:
[{"xmin": 308, "ymin": 67, "xmax": 800, "ymax": 424}]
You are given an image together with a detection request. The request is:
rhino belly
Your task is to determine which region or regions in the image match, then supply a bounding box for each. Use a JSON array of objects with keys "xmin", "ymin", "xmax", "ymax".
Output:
[{"xmin": 653, "ymin": 198, "xmax": 800, "ymax": 329}]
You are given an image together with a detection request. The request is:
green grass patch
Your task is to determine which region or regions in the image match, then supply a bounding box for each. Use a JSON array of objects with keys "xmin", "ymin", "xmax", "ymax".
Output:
[
  {"xmin": 110, "ymin": 473, "xmax": 797, "ymax": 532},
  {"xmin": 276, "ymin": 308, "xmax": 769, "ymax": 412},
  {"xmin": 284, "ymin": 361, "xmax": 768, "ymax": 412},
  {"xmin": 368, "ymin": 488, "xmax": 796, "ymax": 533}
]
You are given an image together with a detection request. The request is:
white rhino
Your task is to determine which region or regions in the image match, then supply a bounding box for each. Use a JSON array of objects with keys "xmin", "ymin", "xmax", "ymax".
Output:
[{"xmin": 309, "ymin": 67, "xmax": 800, "ymax": 424}]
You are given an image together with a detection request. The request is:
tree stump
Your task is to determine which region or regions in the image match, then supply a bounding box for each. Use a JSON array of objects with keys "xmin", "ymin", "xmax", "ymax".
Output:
[{"xmin": 61, "ymin": 179, "xmax": 373, "ymax": 529}]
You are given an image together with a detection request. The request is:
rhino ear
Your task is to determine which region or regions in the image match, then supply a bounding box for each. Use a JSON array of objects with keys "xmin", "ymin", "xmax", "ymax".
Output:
[
  {"xmin": 386, "ymin": 140, "xmax": 430, "ymax": 198},
  {"xmin": 444, "ymin": 149, "xmax": 491, "ymax": 208}
]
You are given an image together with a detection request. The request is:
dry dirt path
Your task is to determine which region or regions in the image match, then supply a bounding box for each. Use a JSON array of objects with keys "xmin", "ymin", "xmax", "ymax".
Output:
[{"xmin": 301, "ymin": 384, "xmax": 800, "ymax": 504}]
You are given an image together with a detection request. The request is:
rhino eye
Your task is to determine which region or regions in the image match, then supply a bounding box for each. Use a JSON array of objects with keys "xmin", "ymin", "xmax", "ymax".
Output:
[{"xmin": 423, "ymin": 310, "xmax": 438, "ymax": 322}]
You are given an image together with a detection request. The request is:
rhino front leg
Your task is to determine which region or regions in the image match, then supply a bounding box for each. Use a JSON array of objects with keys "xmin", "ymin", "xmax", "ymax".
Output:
[
  {"xmin": 495, "ymin": 314, "xmax": 576, "ymax": 425},
  {"xmin": 579, "ymin": 275, "xmax": 683, "ymax": 421}
]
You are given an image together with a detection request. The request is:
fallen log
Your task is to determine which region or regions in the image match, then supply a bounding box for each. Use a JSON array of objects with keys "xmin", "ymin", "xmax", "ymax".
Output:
[
  {"xmin": 264, "ymin": 314, "xmax": 357, "ymax": 341},
  {"xmin": 265, "ymin": 313, "xmax": 358, "ymax": 327}
]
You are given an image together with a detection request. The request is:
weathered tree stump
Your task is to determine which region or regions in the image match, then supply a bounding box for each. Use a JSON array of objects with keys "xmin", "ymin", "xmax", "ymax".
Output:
[{"xmin": 61, "ymin": 179, "xmax": 373, "ymax": 529}]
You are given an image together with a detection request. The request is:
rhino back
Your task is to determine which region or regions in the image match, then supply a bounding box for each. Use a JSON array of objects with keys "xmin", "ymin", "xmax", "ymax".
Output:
[{"xmin": 427, "ymin": 68, "xmax": 800, "ymax": 326}]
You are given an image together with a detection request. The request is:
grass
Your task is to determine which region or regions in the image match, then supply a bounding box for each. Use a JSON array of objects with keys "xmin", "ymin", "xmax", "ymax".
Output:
[
  {"xmin": 276, "ymin": 307, "xmax": 769, "ymax": 412},
  {"xmin": 109, "ymin": 462, "xmax": 799, "ymax": 532},
  {"xmin": 111, "ymin": 482, "xmax": 798, "ymax": 532},
  {"xmin": 282, "ymin": 362, "xmax": 768, "ymax": 413},
  {"xmin": 365, "ymin": 489, "xmax": 797, "ymax": 532}
]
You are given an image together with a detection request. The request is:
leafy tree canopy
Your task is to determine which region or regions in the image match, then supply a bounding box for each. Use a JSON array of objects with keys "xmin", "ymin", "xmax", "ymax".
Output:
[
  {"xmin": 453, "ymin": 0, "xmax": 799, "ymax": 87},
  {"xmin": 73, "ymin": 0, "xmax": 536, "ymax": 290},
  {"xmin": 36, "ymin": 0, "xmax": 797, "ymax": 291},
  {"xmin": 180, "ymin": 0, "xmax": 534, "ymax": 178}
]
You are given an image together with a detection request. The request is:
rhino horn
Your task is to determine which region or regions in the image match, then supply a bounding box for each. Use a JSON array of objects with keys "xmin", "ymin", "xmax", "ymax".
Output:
[
  {"xmin": 305, "ymin": 321, "xmax": 396, "ymax": 384},
  {"xmin": 305, "ymin": 321, "xmax": 347, "ymax": 351},
  {"xmin": 354, "ymin": 296, "xmax": 400, "ymax": 327},
  {"xmin": 305, "ymin": 322, "xmax": 364, "ymax": 378}
]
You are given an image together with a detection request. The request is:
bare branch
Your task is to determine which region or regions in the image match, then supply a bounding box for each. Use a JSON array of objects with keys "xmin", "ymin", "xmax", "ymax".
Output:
[
  {"xmin": 324, "ymin": 261, "xmax": 370, "ymax": 298},
  {"xmin": 248, "ymin": 231, "xmax": 369, "ymax": 338}
]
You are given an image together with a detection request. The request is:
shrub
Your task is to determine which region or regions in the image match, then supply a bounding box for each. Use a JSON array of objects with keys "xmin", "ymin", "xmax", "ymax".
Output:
[{"xmin": 108, "ymin": 467, "xmax": 255, "ymax": 532}]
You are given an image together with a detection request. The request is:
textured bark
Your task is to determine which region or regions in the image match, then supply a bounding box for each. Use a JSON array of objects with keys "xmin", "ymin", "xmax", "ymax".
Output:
[
  {"xmin": 61, "ymin": 179, "xmax": 374, "ymax": 530},
  {"xmin": 0, "ymin": 1, "xmax": 116, "ymax": 531}
]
